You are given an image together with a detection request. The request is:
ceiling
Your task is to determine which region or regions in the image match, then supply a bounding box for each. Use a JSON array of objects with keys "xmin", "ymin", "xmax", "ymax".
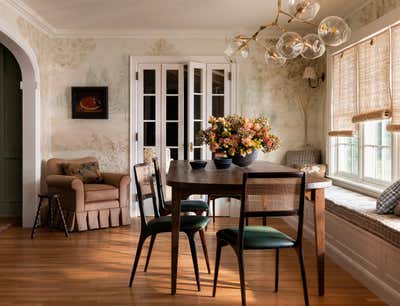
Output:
[{"xmin": 16, "ymin": 0, "xmax": 366, "ymax": 37}]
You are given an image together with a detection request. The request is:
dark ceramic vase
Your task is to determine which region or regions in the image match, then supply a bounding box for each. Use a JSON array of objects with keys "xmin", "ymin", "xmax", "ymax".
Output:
[
  {"xmin": 232, "ymin": 150, "xmax": 258, "ymax": 167},
  {"xmin": 213, "ymin": 157, "xmax": 232, "ymax": 169}
]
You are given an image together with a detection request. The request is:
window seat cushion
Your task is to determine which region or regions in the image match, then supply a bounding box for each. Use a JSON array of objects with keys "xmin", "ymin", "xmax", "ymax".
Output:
[{"xmin": 325, "ymin": 186, "xmax": 400, "ymax": 248}]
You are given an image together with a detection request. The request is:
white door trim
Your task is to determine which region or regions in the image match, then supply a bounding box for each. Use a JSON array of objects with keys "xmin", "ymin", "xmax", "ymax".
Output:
[{"xmin": 0, "ymin": 19, "xmax": 41, "ymax": 227}]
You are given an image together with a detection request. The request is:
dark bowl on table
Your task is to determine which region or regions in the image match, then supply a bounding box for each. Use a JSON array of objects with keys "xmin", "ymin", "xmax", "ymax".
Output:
[
  {"xmin": 190, "ymin": 160, "xmax": 207, "ymax": 169},
  {"xmin": 213, "ymin": 157, "xmax": 232, "ymax": 169}
]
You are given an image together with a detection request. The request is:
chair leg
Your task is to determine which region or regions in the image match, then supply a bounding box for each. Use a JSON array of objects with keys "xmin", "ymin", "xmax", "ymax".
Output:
[
  {"xmin": 274, "ymin": 249, "xmax": 279, "ymax": 292},
  {"xmin": 144, "ymin": 234, "xmax": 156, "ymax": 272},
  {"xmin": 212, "ymin": 238, "xmax": 223, "ymax": 297},
  {"xmin": 187, "ymin": 232, "xmax": 201, "ymax": 291},
  {"xmin": 245, "ymin": 217, "xmax": 249, "ymax": 226},
  {"xmin": 199, "ymin": 229, "xmax": 211, "ymax": 274},
  {"xmin": 262, "ymin": 216, "xmax": 267, "ymax": 226},
  {"xmin": 129, "ymin": 234, "xmax": 147, "ymax": 287},
  {"xmin": 296, "ymin": 246, "xmax": 310, "ymax": 306},
  {"xmin": 212, "ymin": 199, "xmax": 216, "ymax": 224},
  {"xmin": 31, "ymin": 198, "xmax": 43, "ymax": 239},
  {"xmin": 236, "ymin": 250, "xmax": 247, "ymax": 306},
  {"xmin": 55, "ymin": 196, "xmax": 69, "ymax": 237}
]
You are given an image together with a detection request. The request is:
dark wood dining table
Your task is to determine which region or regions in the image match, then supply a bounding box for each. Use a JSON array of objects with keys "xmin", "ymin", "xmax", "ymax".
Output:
[{"xmin": 166, "ymin": 160, "xmax": 332, "ymax": 296}]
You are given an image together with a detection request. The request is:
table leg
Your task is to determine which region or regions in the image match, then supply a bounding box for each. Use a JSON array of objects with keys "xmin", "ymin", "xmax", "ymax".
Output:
[
  {"xmin": 171, "ymin": 188, "xmax": 182, "ymax": 295},
  {"xmin": 313, "ymin": 188, "xmax": 325, "ymax": 296}
]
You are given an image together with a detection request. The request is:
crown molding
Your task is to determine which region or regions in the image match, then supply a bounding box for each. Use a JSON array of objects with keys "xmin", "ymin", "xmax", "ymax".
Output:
[
  {"xmin": 4, "ymin": 0, "xmax": 56, "ymax": 36},
  {"xmin": 2, "ymin": 0, "xmax": 282, "ymax": 40},
  {"xmin": 51, "ymin": 28, "xmax": 236, "ymax": 39}
]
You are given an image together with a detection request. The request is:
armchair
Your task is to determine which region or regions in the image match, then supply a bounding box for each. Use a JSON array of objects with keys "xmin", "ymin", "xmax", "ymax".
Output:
[{"xmin": 46, "ymin": 157, "xmax": 131, "ymax": 231}]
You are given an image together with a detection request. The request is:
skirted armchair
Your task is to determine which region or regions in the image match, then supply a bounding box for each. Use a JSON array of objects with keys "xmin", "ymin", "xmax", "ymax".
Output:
[{"xmin": 46, "ymin": 157, "xmax": 131, "ymax": 231}]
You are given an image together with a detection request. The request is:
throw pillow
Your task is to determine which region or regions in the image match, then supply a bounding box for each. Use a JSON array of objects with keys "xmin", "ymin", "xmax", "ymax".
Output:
[
  {"xmin": 376, "ymin": 180, "xmax": 400, "ymax": 214},
  {"xmin": 62, "ymin": 161, "xmax": 103, "ymax": 184},
  {"xmin": 394, "ymin": 204, "xmax": 400, "ymax": 217}
]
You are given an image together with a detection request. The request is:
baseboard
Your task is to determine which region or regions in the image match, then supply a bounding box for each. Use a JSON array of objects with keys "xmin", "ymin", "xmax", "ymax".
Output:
[{"xmin": 286, "ymin": 212, "xmax": 400, "ymax": 306}]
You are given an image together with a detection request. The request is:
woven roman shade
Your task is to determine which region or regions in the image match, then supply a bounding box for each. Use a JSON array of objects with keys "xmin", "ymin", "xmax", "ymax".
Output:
[
  {"xmin": 328, "ymin": 48, "xmax": 357, "ymax": 137},
  {"xmin": 353, "ymin": 31, "xmax": 391, "ymax": 123},
  {"xmin": 388, "ymin": 24, "xmax": 400, "ymax": 132}
]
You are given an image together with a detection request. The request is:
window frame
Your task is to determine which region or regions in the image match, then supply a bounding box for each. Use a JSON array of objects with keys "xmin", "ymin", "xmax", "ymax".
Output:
[{"xmin": 327, "ymin": 13, "xmax": 400, "ymax": 190}]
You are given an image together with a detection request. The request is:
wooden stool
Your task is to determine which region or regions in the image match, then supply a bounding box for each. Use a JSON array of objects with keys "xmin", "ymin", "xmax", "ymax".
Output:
[{"xmin": 31, "ymin": 193, "xmax": 69, "ymax": 239}]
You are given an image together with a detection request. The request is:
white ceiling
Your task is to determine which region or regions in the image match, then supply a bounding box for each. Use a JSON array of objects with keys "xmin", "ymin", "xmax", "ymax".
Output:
[{"xmin": 15, "ymin": 0, "xmax": 366, "ymax": 37}]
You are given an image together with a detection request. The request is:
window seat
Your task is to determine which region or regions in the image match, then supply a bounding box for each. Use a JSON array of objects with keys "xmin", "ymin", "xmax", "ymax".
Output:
[{"xmin": 325, "ymin": 186, "xmax": 400, "ymax": 248}]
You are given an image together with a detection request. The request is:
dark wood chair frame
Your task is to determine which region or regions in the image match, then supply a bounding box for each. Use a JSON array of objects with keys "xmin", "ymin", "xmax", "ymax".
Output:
[
  {"xmin": 152, "ymin": 157, "xmax": 210, "ymax": 273},
  {"xmin": 129, "ymin": 163, "xmax": 209, "ymax": 291},
  {"xmin": 212, "ymin": 171, "xmax": 309, "ymax": 306}
]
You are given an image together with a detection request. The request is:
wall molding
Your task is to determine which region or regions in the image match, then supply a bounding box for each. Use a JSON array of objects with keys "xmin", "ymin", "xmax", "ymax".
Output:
[
  {"xmin": 3, "ymin": 0, "xmax": 56, "ymax": 36},
  {"xmin": 2, "ymin": 0, "xmax": 281, "ymax": 40}
]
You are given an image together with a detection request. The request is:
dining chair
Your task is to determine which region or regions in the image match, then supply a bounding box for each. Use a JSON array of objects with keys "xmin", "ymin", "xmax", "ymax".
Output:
[
  {"xmin": 129, "ymin": 163, "xmax": 209, "ymax": 291},
  {"xmin": 152, "ymin": 157, "xmax": 211, "ymax": 273},
  {"xmin": 212, "ymin": 171, "xmax": 309, "ymax": 306}
]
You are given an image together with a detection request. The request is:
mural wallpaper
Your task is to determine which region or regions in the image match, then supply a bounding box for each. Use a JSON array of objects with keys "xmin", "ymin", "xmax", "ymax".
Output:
[{"xmin": 1, "ymin": 0, "xmax": 398, "ymax": 175}]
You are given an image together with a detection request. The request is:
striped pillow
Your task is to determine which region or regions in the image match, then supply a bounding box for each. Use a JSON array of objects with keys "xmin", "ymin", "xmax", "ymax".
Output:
[{"xmin": 376, "ymin": 180, "xmax": 400, "ymax": 214}]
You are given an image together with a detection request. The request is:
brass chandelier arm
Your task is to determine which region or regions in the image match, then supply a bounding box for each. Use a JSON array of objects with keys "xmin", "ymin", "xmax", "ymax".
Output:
[{"xmin": 228, "ymin": 0, "xmax": 321, "ymax": 60}]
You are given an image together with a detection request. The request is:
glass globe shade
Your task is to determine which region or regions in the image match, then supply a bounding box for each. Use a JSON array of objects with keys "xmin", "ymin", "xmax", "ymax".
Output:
[
  {"xmin": 224, "ymin": 37, "xmax": 249, "ymax": 61},
  {"xmin": 301, "ymin": 33, "xmax": 326, "ymax": 59},
  {"xmin": 318, "ymin": 16, "xmax": 351, "ymax": 47},
  {"xmin": 276, "ymin": 32, "xmax": 304, "ymax": 59},
  {"xmin": 288, "ymin": 0, "xmax": 320, "ymax": 21},
  {"xmin": 265, "ymin": 48, "xmax": 286, "ymax": 65}
]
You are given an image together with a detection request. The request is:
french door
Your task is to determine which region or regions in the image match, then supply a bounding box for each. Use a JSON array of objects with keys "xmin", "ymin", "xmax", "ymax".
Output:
[
  {"xmin": 137, "ymin": 62, "xmax": 232, "ymax": 167},
  {"xmin": 135, "ymin": 60, "xmax": 234, "ymax": 214}
]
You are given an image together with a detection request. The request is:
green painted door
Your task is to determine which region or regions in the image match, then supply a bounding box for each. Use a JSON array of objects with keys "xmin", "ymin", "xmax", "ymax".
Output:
[{"xmin": 0, "ymin": 43, "xmax": 22, "ymax": 217}]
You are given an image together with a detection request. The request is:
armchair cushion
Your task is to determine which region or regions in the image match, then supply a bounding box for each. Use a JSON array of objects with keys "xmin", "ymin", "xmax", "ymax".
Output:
[
  {"xmin": 46, "ymin": 174, "xmax": 84, "ymax": 191},
  {"xmin": 62, "ymin": 161, "xmax": 103, "ymax": 183},
  {"xmin": 84, "ymin": 184, "xmax": 119, "ymax": 203}
]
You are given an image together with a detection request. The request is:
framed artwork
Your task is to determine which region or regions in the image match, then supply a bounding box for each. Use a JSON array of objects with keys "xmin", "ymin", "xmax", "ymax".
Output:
[{"xmin": 71, "ymin": 86, "xmax": 108, "ymax": 119}]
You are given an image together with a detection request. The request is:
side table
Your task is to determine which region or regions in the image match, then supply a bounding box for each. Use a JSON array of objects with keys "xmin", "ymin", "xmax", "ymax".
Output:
[{"xmin": 31, "ymin": 193, "xmax": 69, "ymax": 238}]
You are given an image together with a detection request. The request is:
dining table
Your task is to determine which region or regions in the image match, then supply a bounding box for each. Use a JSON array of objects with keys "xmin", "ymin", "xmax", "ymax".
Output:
[{"xmin": 166, "ymin": 160, "xmax": 332, "ymax": 296}]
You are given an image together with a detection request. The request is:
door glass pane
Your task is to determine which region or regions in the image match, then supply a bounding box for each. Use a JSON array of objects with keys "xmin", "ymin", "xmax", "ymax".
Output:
[
  {"xmin": 194, "ymin": 148, "xmax": 201, "ymax": 160},
  {"xmin": 212, "ymin": 96, "xmax": 224, "ymax": 117},
  {"xmin": 212, "ymin": 69, "xmax": 224, "ymax": 94},
  {"xmin": 194, "ymin": 121, "xmax": 202, "ymax": 146},
  {"xmin": 144, "ymin": 122, "xmax": 155, "ymax": 146},
  {"xmin": 194, "ymin": 68, "xmax": 202, "ymax": 93},
  {"xmin": 144, "ymin": 96, "xmax": 155, "ymax": 120},
  {"xmin": 167, "ymin": 70, "xmax": 179, "ymax": 94},
  {"xmin": 170, "ymin": 148, "xmax": 178, "ymax": 160},
  {"xmin": 166, "ymin": 122, "xmax": 178, "ymax": 146},
  {"xmin": 143, "ymin": 70, "xmax": 156, "ymax": 94},
  {"xmin": 166, "ymin": 96, "xmax": 179, "ymax": 120},
  {"xmin": 194, "ymin": 95, "xmax": 202, "ymax": 120}
]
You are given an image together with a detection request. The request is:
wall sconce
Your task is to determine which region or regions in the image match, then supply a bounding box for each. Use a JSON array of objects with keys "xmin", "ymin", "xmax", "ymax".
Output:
[{"xmin": 303, "ymin": 66, "xmax": 325, "ymax": 88}]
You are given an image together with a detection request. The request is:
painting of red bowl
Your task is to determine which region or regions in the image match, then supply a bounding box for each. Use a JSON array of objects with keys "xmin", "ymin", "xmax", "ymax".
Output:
[{"xmin": 72, "ymin": 87, "xmax": 108, "ymax": 119}]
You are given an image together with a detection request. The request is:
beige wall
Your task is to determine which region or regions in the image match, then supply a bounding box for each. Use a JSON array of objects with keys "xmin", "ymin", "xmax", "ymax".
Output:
[{"xmin": 2, "ymin": 0, "xmax": 400, "ymax": 175}]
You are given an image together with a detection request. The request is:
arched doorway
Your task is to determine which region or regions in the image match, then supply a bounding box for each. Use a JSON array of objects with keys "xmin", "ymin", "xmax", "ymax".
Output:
[
  {"xmin": 0, "ymin": 43, "xmax": 22, "ymax": 219},
  {"xmin": 0, "ymin": 22, "xmax": 41, "ymax": 228}
]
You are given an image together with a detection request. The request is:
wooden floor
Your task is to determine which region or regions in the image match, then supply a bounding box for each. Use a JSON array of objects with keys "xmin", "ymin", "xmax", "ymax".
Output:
[{"xmin": 0, "ymin": 217, "xmax": 385, "ymax": 306}]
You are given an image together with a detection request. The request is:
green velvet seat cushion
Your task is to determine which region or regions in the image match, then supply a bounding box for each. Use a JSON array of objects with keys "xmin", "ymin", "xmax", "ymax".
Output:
[
  {"xmin": 217, "ymin": 226, "xmax": 295, "ymax": 249},
  {"xmin": 165, "ymin": 200, "xmax": 209, "ymax": 212},
  {"xmin": 147, "ymin": 215, "xmax": 209, "ymax": 233}
]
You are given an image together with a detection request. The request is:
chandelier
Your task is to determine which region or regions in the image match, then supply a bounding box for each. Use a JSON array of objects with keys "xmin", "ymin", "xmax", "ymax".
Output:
[{"xmin": 225, "ymin": 0, "xmax": 351, "ymax": 65}]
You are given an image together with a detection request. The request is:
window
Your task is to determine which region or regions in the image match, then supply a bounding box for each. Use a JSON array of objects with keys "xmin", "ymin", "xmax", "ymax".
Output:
[{"xmin": 329, "ymin": 24, "xmax": 400, "ymax": 187}]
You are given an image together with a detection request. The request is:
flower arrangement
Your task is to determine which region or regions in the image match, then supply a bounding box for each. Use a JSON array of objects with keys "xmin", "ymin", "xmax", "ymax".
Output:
[{"xmin": 199, "ymin": 115, "xmax": 280, "ymax": 157}]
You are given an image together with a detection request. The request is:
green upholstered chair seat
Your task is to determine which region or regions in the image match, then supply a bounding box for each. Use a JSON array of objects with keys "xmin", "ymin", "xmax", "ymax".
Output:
[
  {"xmin": 217, "ymin": 226, "xmax": 295, "ymax": 249},
  {"xmin": 165, "ymin": 200, "xmax": 209, "ymax": 212},
  {"xmin": 148, "ymin": 215, "xmax": 209, "ymax": 233}
]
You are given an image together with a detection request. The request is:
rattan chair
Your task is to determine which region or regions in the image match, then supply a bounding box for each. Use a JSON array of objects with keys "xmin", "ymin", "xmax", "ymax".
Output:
[
  {"xmin": 212, "ymin": 171, "xmax": 309, "ymax": 306},
  {"xmin": 129, "ymin": 163, "xmax": 209, "ymax": 291}
]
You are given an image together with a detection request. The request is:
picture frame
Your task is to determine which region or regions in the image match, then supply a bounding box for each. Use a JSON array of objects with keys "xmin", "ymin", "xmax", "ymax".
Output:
[{"xmin": 71, "ymin": 86, "xmax": 108, "ymax": 119}]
